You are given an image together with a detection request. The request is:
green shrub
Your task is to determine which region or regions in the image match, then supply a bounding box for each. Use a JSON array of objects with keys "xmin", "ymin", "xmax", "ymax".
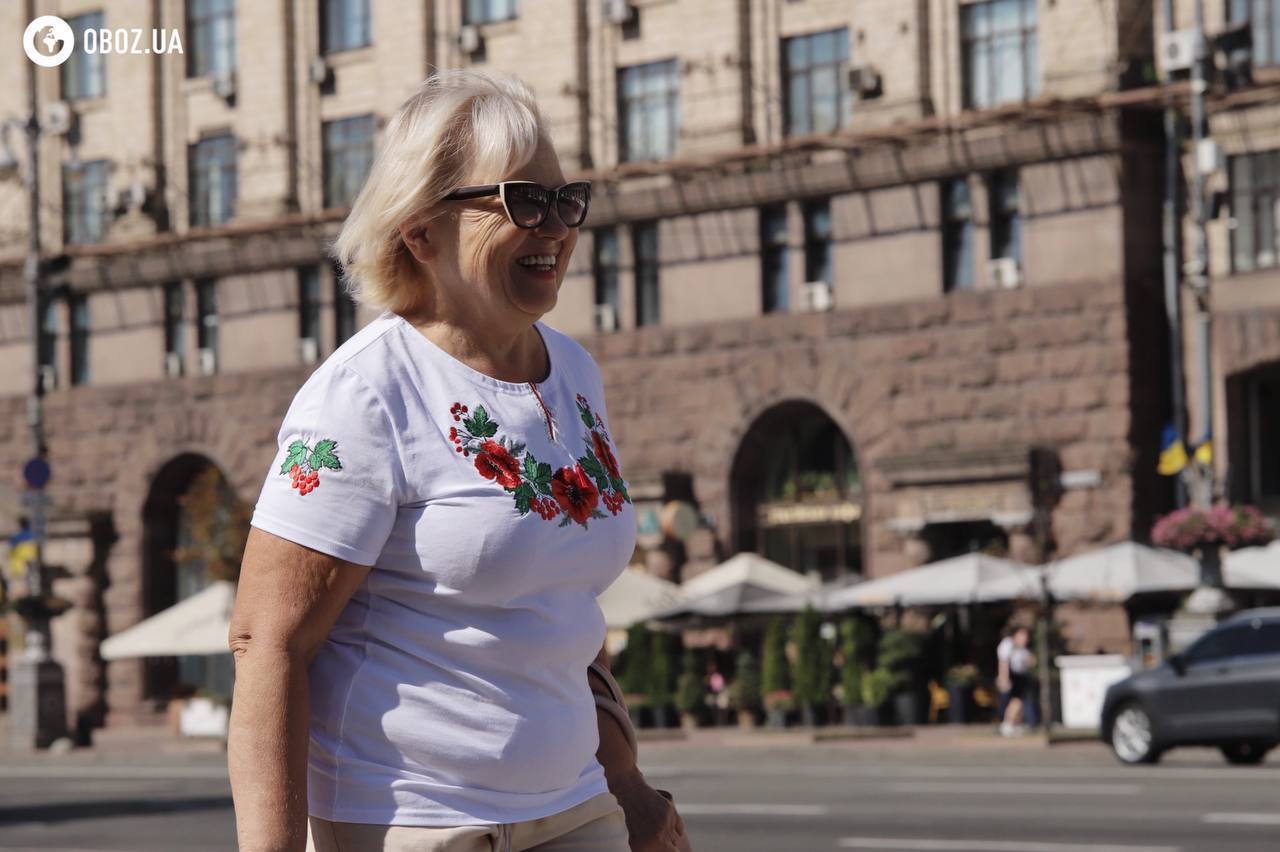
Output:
[
  {"xmin": 676, "ymin": 651, "xmax": 705, "ymax": 715},
  {"xmin": 648, "ymin": 631, "xmax": 675, "ymax": 708},
  {"xmin": 861, "ymin": 668, "xmax": 896, "ymax": 708},
  {"xmin": 839, "ymin": 618, "xmax": 867, "ymax": 708},
  {"xmin": 790, "ymin": 606, "xmax": 824, "ymax": 709},
  {"xmin": 729, "ymin": 651, "xmax": 761, "ymax": 712},
  {"xmin": 761, "ymin": 616, "xmax": 790, "ymax": 697},
  {"xmin": 878, "ymin": 629, "xmax": 924, "ymax": 694},
  {"xmin": 617, "ymin": 623, "xmax": 651, "ymax": 701}
]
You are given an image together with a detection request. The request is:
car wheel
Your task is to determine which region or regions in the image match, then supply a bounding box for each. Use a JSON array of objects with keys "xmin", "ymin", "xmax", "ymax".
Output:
[
  {"xmin": 1220, "ymin": 742, "xmax": 1273, "ymax": 766},
  {"xmin": 1110, "ymin": 702, "xmax": 1161, "ymax": 765}
]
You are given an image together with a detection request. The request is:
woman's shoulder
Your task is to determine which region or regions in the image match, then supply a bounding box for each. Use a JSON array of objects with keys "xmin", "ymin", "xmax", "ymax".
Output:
[{"xmin": 538, "ymin": 320, "xmax": 602, "ymax": 381}]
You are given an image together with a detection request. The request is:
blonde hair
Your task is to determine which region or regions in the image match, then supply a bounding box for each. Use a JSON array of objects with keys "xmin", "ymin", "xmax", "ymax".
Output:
[{"xmin": 332, "ymin": 69, "xmax": 549, "ymax": 314}]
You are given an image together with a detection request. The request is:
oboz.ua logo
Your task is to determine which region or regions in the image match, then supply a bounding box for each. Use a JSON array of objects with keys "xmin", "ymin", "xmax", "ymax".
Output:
[{"xmin": 23, "ymin": 16, "xmax": 75, "ymax": 68}]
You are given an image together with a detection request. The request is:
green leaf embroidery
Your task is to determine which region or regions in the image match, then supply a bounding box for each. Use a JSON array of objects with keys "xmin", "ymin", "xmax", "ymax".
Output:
[
  {"xmin": 615, "ymin": 479, "xmax": 631, "ymax": 503},
  {"xmin": 279, "ymin": 440, "xmax": 309, "ymax": 474},
  {"xmin": 513, "ymin": 482, "xmax": 536, "ymax": 513},
  {"xmin": 466, "ymin": 406, "xmax": 498, "ymax": 438},
  {"xmin": 590, "ymin": 509, "xmax": 607, "ymax": 520},
  {"xmin": 309, "ymin": 439, "xmax": 342, "ymax": 471},
  {"xmin": 579, "ymin": 453, "xmax": 605, "ymax": 480},
  {"xmin": 558, "ymin": 514, "xmax": 573, "ymax": 528},
  {"xmin": 578, "ymin": 405, "xmax": 595, "ymax": 430}
]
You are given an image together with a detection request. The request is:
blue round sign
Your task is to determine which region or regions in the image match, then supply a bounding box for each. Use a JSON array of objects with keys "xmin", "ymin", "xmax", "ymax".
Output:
[{"xmin": 23, "ymin": 456, "xmax": 51, "ymax": 489}]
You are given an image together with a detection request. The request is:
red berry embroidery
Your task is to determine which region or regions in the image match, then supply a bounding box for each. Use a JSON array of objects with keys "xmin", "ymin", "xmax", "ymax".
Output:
[{"xmin": 278, "ymin": 438, "xmax": 342, "ymax": 497}]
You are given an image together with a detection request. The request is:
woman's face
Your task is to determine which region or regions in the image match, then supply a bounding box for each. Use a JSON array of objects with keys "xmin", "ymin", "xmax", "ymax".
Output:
[{"xmin": 430, "ymin": 137, "xmax": 578, "ymax": 323}]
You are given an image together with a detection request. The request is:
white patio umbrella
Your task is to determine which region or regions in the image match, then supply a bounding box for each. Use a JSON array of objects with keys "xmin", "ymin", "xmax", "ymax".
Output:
[
  {"xmin": 100, "ymin": 580, "xmax": 236, "ymax": 660},
  {"xmin": 597, "ymin": 566, "xmax": 680, "ymax": 629},
  {"xmin": 1043, "ymin": 541, "xmax": 1199, "ymax": 603},
  {"xmin": 649, "ymin": 551, "xmax": 818, "ymax": 620},
  {"xmin": 823, "ymin": 553, "xmax": 1041, "ymax": 610},
  {"xmin": 1223, "ymin": 540, "xmax": 1280, "ymax": 590}
]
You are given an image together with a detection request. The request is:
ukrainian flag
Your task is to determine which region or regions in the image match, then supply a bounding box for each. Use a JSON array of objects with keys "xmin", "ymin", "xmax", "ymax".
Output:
[
  {"xmin": 7, "ymin": 529, "xmax": 35, "ymax": 580},
  {"xmin": 1158, "ymin": 424, "xmax": 1188, "ymax": 476},
  {"xmin": 1194, "ymin": 433, "xmax": 1213, "ymax": 466}
]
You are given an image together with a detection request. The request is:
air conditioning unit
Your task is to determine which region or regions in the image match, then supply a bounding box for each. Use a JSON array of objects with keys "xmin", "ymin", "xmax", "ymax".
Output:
[
  {"xmin": 847, "ymin": 64, "xmax": 883, "ymax": 100},
  {"xmin": 197, "ymin": 347, "xmax": 217, "ymax": 375},
  {"xmin": 1160, "ymin": 29, "xmax": 1198, "ymax": 74},
  {"xmin": 458, "ymin": 25, "xmax": 483, "ymax": 55},
  {"xmin": 801, "ymin": 280, "xmax": 834, "ymax": 312},
  {"xmin": 308, "ymin": 56, "xmax": 333, "ymax": 86},
  {"xmin": 988, "ymin": 257, "xmax": 1022, "ymax": 290},
  {"xmin": 212, "ymin": 70, "xmax": 236, "ymax": 101},
  {"xmin": 594, "ymin": 303, "xmax": 618, "ymax": 332},
  {"xmin": 602, "ymin": 0, "xmax": 636, "ymax": 25},
  {"xmin": 299, "ymin": 337, "xmax": 319, "ymax": 364},
  {"xmin": 164, "ymin": 351, "xmax": 184, "ymax": 378},
  {"xmin": 38, "ymin": 365, "xmax": 57, "ymax": 392},
  {"xmin": 43, "ymin": 101, "xmax": 73, "ymax": 135}
]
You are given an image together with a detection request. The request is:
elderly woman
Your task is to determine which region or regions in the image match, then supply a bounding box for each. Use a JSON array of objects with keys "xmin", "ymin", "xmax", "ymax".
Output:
[{"xmin": 227, "ymin": 70, "xmax": 689, "ymax": 852}]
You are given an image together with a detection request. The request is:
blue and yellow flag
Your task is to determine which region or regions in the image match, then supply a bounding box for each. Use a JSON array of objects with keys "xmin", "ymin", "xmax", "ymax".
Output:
[
  {"xmin": 1194, "ymin": 433, "xmax": 1213, "ymax": 466},
  {"xmin": 1158, "ymin": 424, "xmax": 1188, "ymax": 476}
]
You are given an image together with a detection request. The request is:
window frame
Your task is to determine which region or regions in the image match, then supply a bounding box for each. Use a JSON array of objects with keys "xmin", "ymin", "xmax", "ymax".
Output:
[
  {"xmin": 187, "ymin": 0, "xmax": 237, "ymax": 78},
  {"xmin": 961, "ymin": 0, "xmax": 1039, "ymax": 110},
  {"xmin": 164, "ymin": 281, "xmax": 186, "ymax": 375},
  {"xmin": 802, "ymin": 198, "xmax": 833, "ymax": 285},
  {"xmin": 299, "ymin": 266, "xmax": 322, "ymax": 345},
  {"xmin": 196, "ymin": 278, "xmax": 220, "ymax": 372},
  {"xmin": 322, "ymin": 114, "xmax": 377, "ymax": 209},
  {"xmin": 942, "ymin": 177, "xmax": 976, "ymax": 292},
  {"xmin": 320, "ymin": 0, "xmax": 372, "ymax": 55},
  {"xmin": 781, "ymin": 27, "xmax": 852, "ymax": 138},
  {"xmin": 333, "ymin": 263, "xmax": 357, "ymax": 346},
  {"xmin": 68, "ymin": 293, "xmax": 90, "ymax": 386},
  {"xmin": 463, "ymin": 0, "xmax": 519, "ymax": 25},
  {"xmin": 760, "ymin": 204, "xmax": 790, "ymax": 313},
  {"xmin": 38, "ymin": 297, "xmax": 58, "ymax": 389},
  {"xmin": 1229, "ymin": 0, "xmax": 1279, "ymax": 68},
  {"xmin": 1230, "ymin": 150, "xmax": 1280, "ymax": 274},
  {"xmin": 632, "ymin": 221, "xmax": 661, "ymax": 328},
  {"xmin": 593, "ymin": 228, "xmax": 621, "ymax": 327},
  {"xmin": 189, "ymin": 134, "xmax": 239, "ymax": 228},
  {"xmin": 617, "ymin": 60, "xmax": 681, "ymax": 163},
  {"xmin": 61, "ymin": 11, "xmax": 106, "ymax": 101},
  {"xmin": 63, "ymin": 159, "xmax": 110, "ymax": 246},
  {"xmin": 987, "ymin": 169, "xmax": 1023, "ymax": 263}
]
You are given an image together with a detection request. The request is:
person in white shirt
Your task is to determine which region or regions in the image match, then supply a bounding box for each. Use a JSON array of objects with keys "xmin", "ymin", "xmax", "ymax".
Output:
[
  {"xmin": 996, "ymin": 625, "xmax": 1036, "ymax": 736},
  {"xmin": 227, "ymin": 70, "xmax": 689, "ymax": 852}
]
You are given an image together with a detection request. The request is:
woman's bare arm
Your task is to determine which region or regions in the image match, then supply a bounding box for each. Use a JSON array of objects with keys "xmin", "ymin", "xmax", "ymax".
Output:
[{"xmin": 227, "ymin": 527, "xmax": 371, "ymax": 852}]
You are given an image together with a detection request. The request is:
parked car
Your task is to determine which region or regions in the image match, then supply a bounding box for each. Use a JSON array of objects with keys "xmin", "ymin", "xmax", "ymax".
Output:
[{"xmin": 1101, "ymin": 608, "xmax": 1280, "ymax": 765}]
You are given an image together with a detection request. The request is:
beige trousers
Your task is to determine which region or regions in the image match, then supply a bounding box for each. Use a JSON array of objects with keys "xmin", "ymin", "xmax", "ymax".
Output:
[{"xmin": 304, "ymin": 792, "xmax": 629, "ymax": 852}]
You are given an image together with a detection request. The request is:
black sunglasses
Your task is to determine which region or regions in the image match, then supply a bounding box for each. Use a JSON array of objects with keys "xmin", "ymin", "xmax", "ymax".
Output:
[{"xmin": 441, "ymin": 180, "xmax": 591, "ymax": 229}]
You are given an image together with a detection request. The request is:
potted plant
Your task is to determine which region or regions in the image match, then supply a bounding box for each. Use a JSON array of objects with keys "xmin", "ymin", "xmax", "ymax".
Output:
[
  {"xmin": 944, "ymin": 663, "xmax": 978, "ymax": 724},
  {"xmin": 675, "ymin": 650, "xmax": 704, "ymax": 731},
  {"xmin": 648, "ymin": 631, "xmax": 676, "ymax": 729},
  {"xmin": 860, "ymin": 668, "xmax": 896, "ymax": 725},
  {"xmin": 878, "ymin": 629, "xmax": 925, "ymax": 726},
  {"xmin": 761, "ymin": 616, "xmax": 790, "ymax": 728},
  {"xmin": 790, "ymin": 606, "xmax": 825, "ymax": 727},
  {"xmin": 617, "ymin": 623, "xmax": 651, "ymax": 727},
  {"xmin": 729, "ymin": 650, "xmax": 761, "ymax": 728},
  {"xmin": 839, "ymin": 618, "xmax": 871, "ymax": 726}
]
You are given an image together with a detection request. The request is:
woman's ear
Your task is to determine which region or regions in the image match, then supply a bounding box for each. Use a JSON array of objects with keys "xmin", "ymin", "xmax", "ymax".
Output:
[{"xmin": 397, "ymin": 216, "xmax": 435, "ymax": 266}]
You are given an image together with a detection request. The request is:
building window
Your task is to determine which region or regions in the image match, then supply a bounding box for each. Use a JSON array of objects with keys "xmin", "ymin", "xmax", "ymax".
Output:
[
  {"xmin": 164, "ymin": 282, "xmax": 186, "ymax": 375},
  {"xmin": 761, "ymin": 205, "xmax": 790, "ymax": 313},
  {"xmin": 196, "ymin": 279, "xmax": 219, "ymax": 374},
  {"xmin": 1230, "ymin": 150, "xmax": 1280, "ymax": 272},
  {"xmin": 299, "ymin": 266, "xmax": 321, "ymax": 350},
  {"xmin": 618, "ymin": 60, "xmax": 680, "ymax": 163},
  {"xmin": 1246, "ymin": 369, "xmax": 1280, "ymax": 502},
  {"xmin": 782, "ymin": 28, "xmax": 851, "ymax": 137},
  {"xmin": 62, "ymin": 12, "xmax": 106, "ymax": 100},
  {"xmin": 321, "ymin": 0, "xmax": 371, "ymax": 54},
  {"xmin": 962, "ymin": 0, "xmax": 1038, "ymax": 109},
  {"xmin": 63, "ymin": 160, "xmax": 110, "ymax": 246},
  {"xmin": 1230, "ymin": 0, "xmax": 1279, "ymax": 67},
  {"xmin": 38, "ymin": 298, "xmax": 58, "ymax": 390},
  {"xmin": 593, "ymin": 229, "xmax": 620, "ymax": 331},
  {"xmin": 188, "ymin": 0, "xmax": 236, "ymax": 78},
  {"xmin": 464, "ymin": 0, "xmax": 518, "ymax": 24},
  {"xmin": 942, "ymin": 178, "xmax": 975, "ymax": 292},
  {"xmin": 334, "ymin": 265, "xmax": 357, "ymax": 345},
  {"xmin": 322, "ymin": 115, "xmax": 376, "ymax": 209},
  {"xmin": 190, "ymin": 135, "xmax": 238, "ymax": 227},
  {"xmin": 802, "ymin": 199, "xmax": 832, "ymax": 285},
  {"xmin": 988, "ymin": 170, "xmax": 1022, "ymax": 263},
  {"xmin": 69, "ymin": 294, "xmax": 90, "ymax": 386},
  {"xmin": 633, "ymin": 222, "xmax": 660, "ymax": 327}
]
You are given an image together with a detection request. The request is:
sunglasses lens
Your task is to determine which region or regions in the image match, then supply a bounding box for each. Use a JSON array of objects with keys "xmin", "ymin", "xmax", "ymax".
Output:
[
  {"xmin": 506, "ymin": 185, "xmax": 551, "ymax": 228},
  {"xmin": 557, "ymin": 184, "xmax": 590, "ymax": 227}
]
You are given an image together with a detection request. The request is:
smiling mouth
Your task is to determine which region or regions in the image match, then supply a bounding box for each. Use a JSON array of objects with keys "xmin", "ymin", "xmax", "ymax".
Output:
[{"xmin": 516, "ymin": 254, "xmax": 558, "ymax": 274}]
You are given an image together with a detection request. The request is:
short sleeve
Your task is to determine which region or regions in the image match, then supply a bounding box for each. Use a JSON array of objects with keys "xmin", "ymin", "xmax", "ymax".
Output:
[{"xmin": 250, "ymin": 363, "xmax": 406, "ymax": 566}]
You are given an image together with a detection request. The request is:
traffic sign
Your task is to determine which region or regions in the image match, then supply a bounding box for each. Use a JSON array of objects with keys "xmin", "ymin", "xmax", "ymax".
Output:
[{"xmin": 22, "ymin": 457, "xmax": 51, "ymax": 490}]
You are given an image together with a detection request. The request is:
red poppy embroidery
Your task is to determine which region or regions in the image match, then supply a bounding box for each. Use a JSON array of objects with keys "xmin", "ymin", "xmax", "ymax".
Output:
[{"xmin": 449, "ymin": 394, "xmax": 630, "ymax": 529}]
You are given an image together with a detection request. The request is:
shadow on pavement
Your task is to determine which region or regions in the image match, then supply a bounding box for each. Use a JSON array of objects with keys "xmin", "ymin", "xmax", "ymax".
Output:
[{"xmin": 0, "ymin": 795, "xmax": 233, "ymax": 825}]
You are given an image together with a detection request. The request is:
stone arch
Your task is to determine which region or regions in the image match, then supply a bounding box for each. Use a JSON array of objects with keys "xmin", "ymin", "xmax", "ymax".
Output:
[{"xmin": 720, "ymin": 393, "xmax": 865, "ymax": 580}]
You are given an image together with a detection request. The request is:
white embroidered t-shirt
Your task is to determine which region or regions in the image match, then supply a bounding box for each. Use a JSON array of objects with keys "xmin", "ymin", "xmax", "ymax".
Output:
[{"xmin": 249, "ymin": 311, "xmax": 637, "ymax": 827}]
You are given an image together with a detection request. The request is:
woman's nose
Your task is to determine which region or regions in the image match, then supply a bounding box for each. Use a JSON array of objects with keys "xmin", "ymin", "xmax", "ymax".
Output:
[{"xmin": 534, "ymin": 207, "xmax": 571, "ymax": 238}]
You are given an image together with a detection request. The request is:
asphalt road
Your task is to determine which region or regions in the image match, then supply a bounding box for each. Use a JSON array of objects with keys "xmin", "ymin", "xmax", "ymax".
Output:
[{"xmin": 1, "ymin": 734, "xmax": 1278, "ymax": 851}]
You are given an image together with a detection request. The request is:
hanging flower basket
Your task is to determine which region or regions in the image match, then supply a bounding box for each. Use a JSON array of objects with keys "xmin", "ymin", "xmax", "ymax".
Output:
[{"xmin": 1151, "ymin": 504, "xmax": 1274, "ymax": 553}]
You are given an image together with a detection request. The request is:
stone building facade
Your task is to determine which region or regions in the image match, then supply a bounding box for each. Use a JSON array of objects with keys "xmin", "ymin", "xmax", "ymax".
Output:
[{"xmin": 0, "ymin": 0, "xmax": 1191, "ymax": 730}]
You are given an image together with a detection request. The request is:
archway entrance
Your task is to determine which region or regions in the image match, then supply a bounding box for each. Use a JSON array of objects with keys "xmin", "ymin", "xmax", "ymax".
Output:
[
  {"xmin": 141, "ymin": 454, "xmax": 248, "ymax": 707},
  {"xmin": 730, "ymin": 401, "xmax": 862, "ymax": 581}
]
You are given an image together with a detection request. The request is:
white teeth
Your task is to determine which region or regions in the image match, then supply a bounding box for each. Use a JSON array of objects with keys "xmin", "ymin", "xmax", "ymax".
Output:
[{"xmin": 517, "ymin": 254, "xmax": 556, "ymax": 267}]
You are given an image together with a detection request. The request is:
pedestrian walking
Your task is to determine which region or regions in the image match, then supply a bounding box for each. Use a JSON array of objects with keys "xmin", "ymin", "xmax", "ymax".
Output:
[
  {"xmin": 228, "ymin": 70, "xmax": 690, "ymax": 852},
  {"xmin": 996, "ymin": 625, "xmax": 1036, "ymax": 736}
]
